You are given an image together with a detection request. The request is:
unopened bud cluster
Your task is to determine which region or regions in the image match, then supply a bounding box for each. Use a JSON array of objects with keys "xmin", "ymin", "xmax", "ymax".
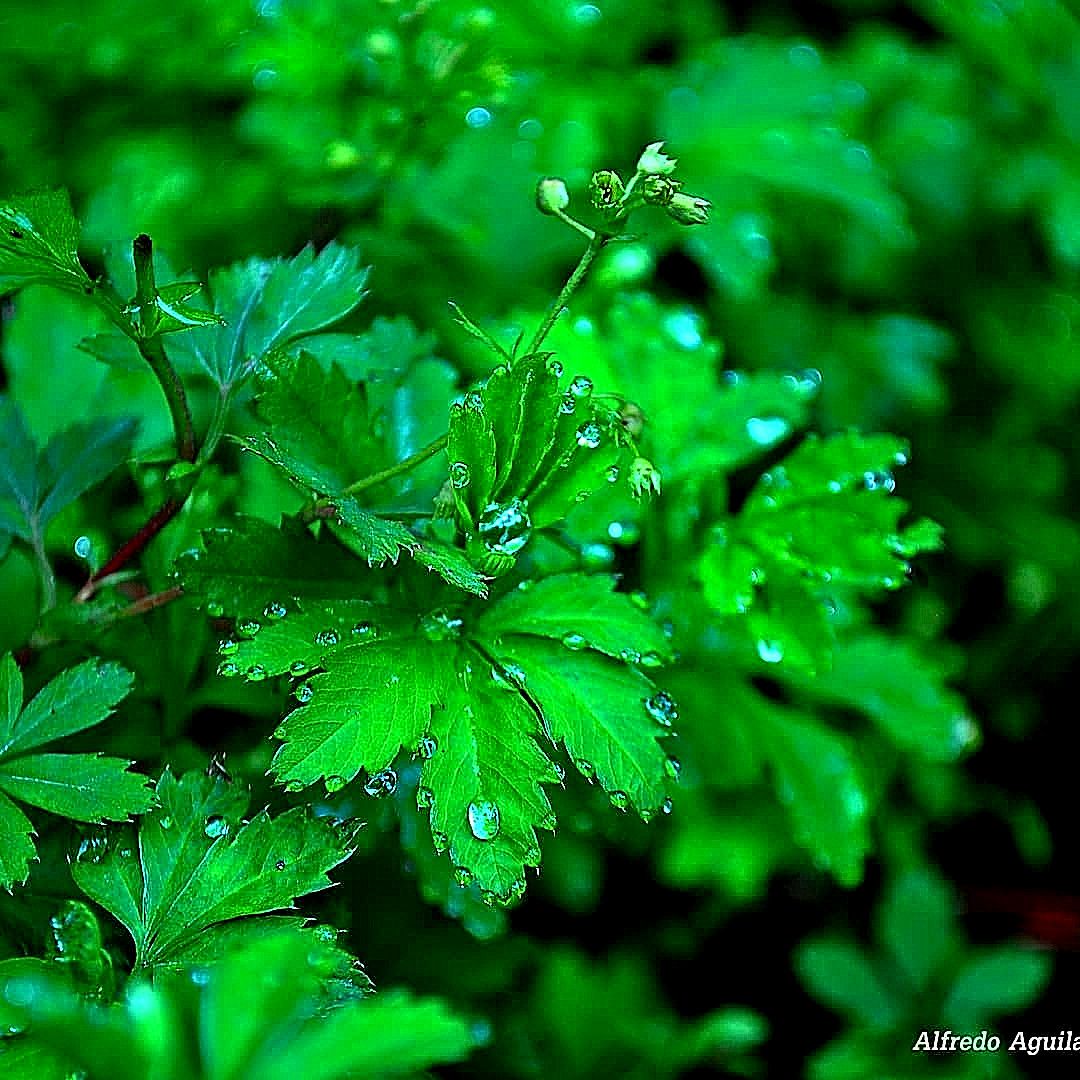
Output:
[{"xmin": 534, "ymin": 140, "xmax": 710, "ymax": 231}]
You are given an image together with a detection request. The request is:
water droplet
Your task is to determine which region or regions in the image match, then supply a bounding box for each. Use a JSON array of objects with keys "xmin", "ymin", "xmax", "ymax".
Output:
[
  {"xmin": 273, "ymin": 724, "xmax": 287, "ymax": 740},
  {"xmin": 421, "ymin": 609, "xmax": 464, "ymax": 641},
  {"xmin": 73, "ymin": 535, "xmax": 92, "ymax": 559},
  {"xmin": 491, "ymin": 663, "xmax": 526, "ymax": 691},
  {"xmin": 432, "ymin": 830, "xmax": 449, "ymax": 854},
  {"xmin": 467, "ymin": 799, "xmax": 501, "ymax": 841},
  {"xmin": 324, "ymin": 775, "xmax": 347, "ymax": 794},
  {"xmin": 464, "ymin": 389, "xmax": 484, "ymax": 411},
  {"xmin": 547, "ymin": 358, "xmax": 564, "ymax": 377},
  {"xmin": 664, "ymin": 756, "xmax": 682, "ymax": 781},
  {"xmin": 237, "ymin": 617, "xmax": 261, "ymax": 637},
  {"xmin": 351, "ymin": 621, "xmax": 376, "ymax": 639},
  {"xmin": 661, "ymin": 796, "xmax": 674, "ymax": 815},
  {"xmin": 861, "ymin": 469, "xmax": 896, "ymax": 493},
  {"xmin": 572, "ymin": 2, "xmax": 602, "ymax": 25},
  {"xmin": 561, "ymin": 631, "xmax": 589, "ymax": 651},
  {"xmin": 284, "ymin": 780, "xmax": 304, "ymax": 793},
  {"xmin": 312, "ymin": 924, "xmax": 337, "ymax": 945},
  {"xmin": 449, "ymin": 461, "xmax": 471, "ymax": 489},
  {"xmin": 574, "ymin": 757, "xmax": 596, "ymax": 781},
  {"xmin": 605, "ymin": 464, "xmax": 620, "ymax": 483},
  {"xmin": 644, "ymin": 690, "xmax": 679, "ymax": 727},
  {"xmin": 417, "ymin": 735, "xmax": 438, "ymax": 759},
  {"xmin": 465, "ymin": 106, "xmax": 492, "ymax": 129},
  {"xmin": 559, "ymin": 393, "xmax": 577, "ymax": 414},
  {"xmin": 663, "ymin": 310, "xmax": 703, "ymax": 349},
  {"xmin": 204, "ymin": 815, "xmax": 229, "ymax": 839},
  {"xmin": 289, "ymin": 660, "xmax": 308, "ymax": 676},
  {"xmin": 478, "ymin": 498, "xmax": 532, "ymax": 556},
  {"xmin": 275, "ymin": 859, "xmax": 287, "ymax": 871},
  {"xmin": 552, "ymin": 762, "xmax": 566, "ymax": 783},
  {"xmin": 620, "ymin": 647, "xmax": 642, "ymax": 664},
  {"xmin": 207, "ymin": 601, "xmax": 224, "ymax": 618},
  {"xmin": 314, "ymin": 628, "xmax": 340, "ymax": 647},
  {"xmin": 609, "ymin": 790, "xmax": 629, "ymax": 811},
  {"xmin": 217, "ymin": 661, "xmax": 239, "ymax": 678},
  {"xmin": 263, "ymin": 600, "xmax": 287, "ymax": 621},
  {"xmin": 218, "ymin": 638, "xmax": 239, "ymax": 656},
  {"xmin": 416, "ymin": 786, "xmax": 435, "ymax": 809},
  {"xmin": 756, "ymin": 639, "xmax": 784, "ymax": 664},
  {"xmin": 569, "ymin": 374, "xmax": 593, "ymax": 398},
  {"xmin": 454, "ymin": 865, "xmax": 474, "ymax": 887},
  {"xmin": 581, "ymin": 542, "xmax": 614, "ymax": 569},
  {"xmin": 746, "ymin": 416, "xmax": 791, "ymax": 446},
  {"xmin": 364, "ymin": 768, "xmax": 398, "ymax": 798},
  {"xmin": 295, "ymin": 682, "xmax": 314, "ymax": 703},
  {"xmin": 75, "ymin": 832, "xmax": 109, "ymax": 864},
  {"xmin": 640, "ymin": 651, "xmax": 663, "ymax": 668},
  {"xmin": 246, "ymin": 664, "xmax": 267, "ymax": 682},
  {"xmin": 894, "ymin": 449, "xmax": 909, "ymax": 467},
  {"xmin": 575, "ymin": 421, "xmax": 602, "ymax": 449}
]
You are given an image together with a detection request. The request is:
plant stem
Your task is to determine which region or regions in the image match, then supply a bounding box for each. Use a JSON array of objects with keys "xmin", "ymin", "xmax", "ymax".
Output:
[
  {"xmin": 118, "ymin": 585, "xmax": 184, "ymax": 619},
  {"xmin": 527, "ymin": 232, "xmax": 608, "ymax": 355},
  {"xmin": 132, "ymin": 234, "xmax": 197, "ymax": 463},
  {"xmin": 31, "ymin": 525, "xmax": 57, "ymax": 613},
  {"xmin": 341, "ymin": 433, "xmax": 449, "ymax": 497},
  {"xmin": 75, "ymin": 497, "xmax": 183, "ymax": 603}
]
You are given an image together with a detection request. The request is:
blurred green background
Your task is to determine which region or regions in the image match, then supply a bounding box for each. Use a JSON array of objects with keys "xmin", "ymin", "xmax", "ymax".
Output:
[{"xmin": 2, "ymin": 0, "xmax": 1079, "ymax": 1076}]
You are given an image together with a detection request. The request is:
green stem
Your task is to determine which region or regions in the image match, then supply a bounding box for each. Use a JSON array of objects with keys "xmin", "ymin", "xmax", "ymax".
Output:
[
  {"xmin": 527, "ymin": 232, "xmax": 608, "ymax": 355},
  {"xmin": 131, "ymin": 234, "xmax": 197, "ymax": 463},
  {"xmin": 341, "ymin": 433, "xmax": 450, "ymax": 498},
  {"xmin": 31, "ymin": 524, "xmax": 56, "ymax": 613}
]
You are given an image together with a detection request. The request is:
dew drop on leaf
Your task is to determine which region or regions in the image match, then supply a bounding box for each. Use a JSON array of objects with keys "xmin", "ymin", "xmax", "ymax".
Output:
[
  {"xmin": 432, "ymin": 830, "xmax": 449, "ymax": 854},
  {"xmin": 217, "ymin": 638, "xmax": 239, "ymax": 656},
  {"xmin": 619, "ymin": 647, "xmax": 642, "ymax": 664},
  {"xmin": 605, "ymin": 464, "xmax": 620, "ymax": 483},
  {"xmin": 644, "ymin": 690, "xmax": 679, "ymax": 727},
  {"xmin": 204, "ymin": 815, "xmax": 229, "ymax": 839},
  {"xmin": 263, "ymin": 600, "xmax": 287, "ymax": 621},
  {"xmin": 421, "ymin": 609, "xmax": 464, "ymax": 641},
  {"xmin": 275, "ymin": 859, "xmax": 286, "ymax": 871},
  {"xmin": 561, "ymin": 631, "xmax": 589, "ymax": 651},
  {"xmin": 661, "ymin": 796, "xmax": 674, "ymax": 815},
  {"xmin": 464, "ymin": 389, "xmax": 484, "ymax": 411},
  {"xmin": 314, "ymin": 628, "xmax": 340, "ymax": 647},
  {"xmin": 756, "ymin": 639, "xmax": 784, "ymax": 664},
  {"xmin": 351, "ymin": 620, "xmax": 376, "ymax": 639},
  {"xmin": 237, "ymin": 618, "xmax": 262, "ymax": 637},
  {"xmin": 746, "ymin": 416, "xmax": 791, "ymax": 446},
  {"xmin": 284, "ymin": 780, "xmax": 304, "ymax": 793},
  {"xmin": 559, "ymin": 393, "xmax": 577, "ymax": 414},
  {"xmin": 640, "ymin": 651, "xmax": 663, "ymax": 668},
  {"xmin": 289, "ymin": 660, "xmax": 308, "ymax": 676},
  {"xmin": 273, "ymin": 724, "xmax": 287, "ymax": 740},
  {"xmin": 609, "ymin": 790, "xmax": 629, "ymax": 811},
  {"xmin": 364, "ymin": 768, "xmax": 398, "ymax": 798},
  {"xmin": 206, "ymin": 601, "xmax": 224, "ymax": 618},
  {"xmin": 324, "ymin": 775, "xmax": 347, "ymax": 794},
  {"xmin": 478, "ymin": 497, "xmax": 532, "ymax": 556},
  {"xmin": 547, "ymin": 358, "xmax": 564, "ymax": 377},
  {"xmin": 575, "ymin": 421, "xmax": 602, "ymax": 449},
  {"xmin": 574, "ymin": 757, "xmax": 596, "ymax": 781},
  {"xmin": 467, "ymin": 799, "xmax": 501, "ymax": 841},
  {"xmin": 454, "ymin": 866, "xmax": 474, "ymax": 887},
  {"xmin": 246, "ymin": 664, "xmax": 267, "ymax": 682},
  {"xmin": 217, "ymin": 661, "xmax": 239, "ymax": 678},
  {"xmin": 449, "ymin": 461, "xmax": 471, "ymax": 489},
  {"xmin": 664, "ymin": 756, "xmax": 682, "ymax": 781},
  {"xmin": 416, "ymin": 786, "xmax": 435, "ymax": 809},
  {"xmin": 569, "ymin": 374, "xmax": 593, "ymax": 398},
  {"xmin": 295, "ymin": 682, "xmax": 314, "ymax": 703},
  {"xmin": 417, "ymin": 734, "xmax": 438, "ymax": 759}
]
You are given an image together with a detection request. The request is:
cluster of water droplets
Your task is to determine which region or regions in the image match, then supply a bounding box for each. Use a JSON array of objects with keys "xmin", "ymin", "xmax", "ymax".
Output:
[
  {"xmin": 421, "ymin": 608, "xmax": 464, "ymax": 641},
  {"xmin": 364, "ymin": 768, "xmax": 398, "ymax": 798}
]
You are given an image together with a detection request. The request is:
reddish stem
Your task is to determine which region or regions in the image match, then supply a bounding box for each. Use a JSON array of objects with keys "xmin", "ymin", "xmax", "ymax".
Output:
[
  {"xmin": 75, "ymin": 498, "xmax": 182, "ymax": 603},
  {"xmin": 118, "ymin": 585, "xmax": 185, "ymax": 618}
]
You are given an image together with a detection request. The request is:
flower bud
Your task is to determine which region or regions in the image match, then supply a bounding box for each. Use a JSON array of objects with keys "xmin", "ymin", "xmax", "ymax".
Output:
[
  {"xmin": 642, "ymin": 175, "xmax": 680, "ymax": 207},
  {"xmin": 588, "ymin": 170, "xmax": 625, "ymax": 212},
  {"xmin": 619, "ymin": 401, "xmax": 645, "ymax": 439},
  {"xmin": 636, "ymin": 141, "xmax": 677, "ymax": 176},
  {"xmin": 630, "ymin": 456, "xmax": 662, "ymax": 497},
  {"xmin": 666, "ymin": 191, "xmax": 711, "ymax": 226},
  {"xmin": 535, "ymin": 177, "xmax": 570, "ymax": 216}
]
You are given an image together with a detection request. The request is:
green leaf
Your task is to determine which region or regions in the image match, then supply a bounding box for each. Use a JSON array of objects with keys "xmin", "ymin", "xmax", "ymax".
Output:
[
  {"xmin": 273, "ymin": 640, "xmax": 452, "ymax": 789},
  {"xmin": 423, "ymin": 675, "xmax": 559, "ymax": 903},
  {"xmin": 71, "ymin": 770, "xmax": 354, "ymax": 969},
  {"xmin": 0, "ymin": 190, "xmax": 90, "ymax": 294},
  {"xmin": 0, "ymin": 400, "xmax": 136, "ymax": 543},
  {"xmin": 757, "ymin": 711, "xmax": 870, "ymax": 885},
  {"xmin": 943, "ymin": 947, "xmax": 1052, "ymax": 1027},
  {"xmin": 140, "ymin": 280, "xmax": 226, "ymax": 337},
  {"xmin": 795, "ymin": 940, "xmax": 901, "ymax": 1030},
  {"xmin": 0, "ymin": 655, "xmax": 150, "ymax": 888},
  {"xmin": 877, "ymin": 869, "xmax": 958, "ymax": 992},
  {"xmin": 812, "ymin": 633, "xmax": 979, "ymax": 761},
  {"xmin": 477, "ymin": 573, "xmax": 672, "ymax": 664}
]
